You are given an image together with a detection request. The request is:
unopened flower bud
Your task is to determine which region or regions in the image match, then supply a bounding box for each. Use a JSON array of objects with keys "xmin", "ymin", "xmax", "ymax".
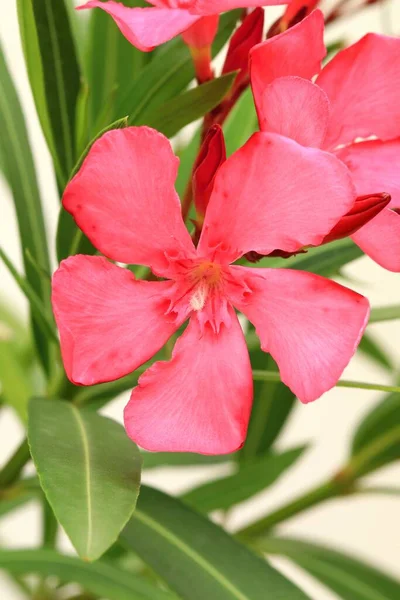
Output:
[
  {"xmin": 193, "ymin": 125, "xmax": 226, "ymax": 223},
  {"xmin": 267, "ymin": 0, "xmax": 319, "ymax": 38},
  {"xmin": 222, "ymin": 8, "xmax": 264, "ymax": 88},
  {"xmin": 322, "ymin": 192, "xmax": 391, "ymax": 244}
]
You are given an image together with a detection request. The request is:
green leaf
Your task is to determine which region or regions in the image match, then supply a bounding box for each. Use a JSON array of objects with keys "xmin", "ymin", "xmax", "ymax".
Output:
[
  {"xmin": 16, "ymin": 0, "xmax": 62, "ymax": 182},
  {"xmin": 0, "ymin": 479, "xmax": 41, "ymax": 520},
  {"xmin": 121, "ymin": 485, "xmax": 310, "ymax": 600},
  {"xmin": 224, "ymin": 87, "xmax": 258, "ymax": 157},
  {"xmin": 241, "ymin": 349, "xmax": 296, "ymax": 461},
  {"xmin": 358, "ymin": 332, "xmax": 393, "ymax": 372},
  {"xmin": 30, "ymin": 0, "xmax": 81, "ymax": 180},
  {"xmin": 351, "ymin": 388, "xmax": 400, "ymax": 475},
  {"xmin": 257, "ymin": 537, "xmax": 400, "ymax": 600},
  {"xmin": 56, "ymin": 116, "xmax": 128, "ymax": 262},
  {"xmin": 181, "ymin": 447, "xmax": 306, "ymax": 513},
  {"xmin": 28, "ymin": 399, "xmax": 142, "ymax": 561},
  {"xmin": 143, "ymin": 451, "xmax": 230, "ymax": 470},
  {"xmin": 85, "ymin": 0, "xmax": 150, "ymax": 133},
  {"xmin": 252, "ymin": 238, "xmax": 363, "ymax": 277},
  {"xmin": 0, "ymin": 549, "xmax": 177, "ymax": 600},
  {"xmin": 175, "ymin": 128, "xmax": 201, "ymax": 198},
  {"xmin": 114, "ymin": 10, "xmax": 240, "ymax": 125},
  {"xmin": 0, "ymin": 45, "xmax": 52, "ymax": 371},
  {"xmin": 0, "ymin": 340, "xmax": 32, "ymax": 423},
  {"xmin": 143, "ymin": 72, "xmax": 237, "ymax": 138},
  {"xmin": 369, "ymin": 304, "xmax": 400, "ymax": 323}
]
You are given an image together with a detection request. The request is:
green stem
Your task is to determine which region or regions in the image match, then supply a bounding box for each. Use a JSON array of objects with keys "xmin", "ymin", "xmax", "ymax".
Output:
[
  {"xmin": 237, "ymin": 425, "xmax": 400, "ymax": 540},
  {"xmin": 369, "ymin": 304, "xmax": 400, "ymax": 323},
  {"xmin": 236, "ymin": 479, "xmax": 345, "ymax": 540},
  {"xmin": 252, "ymin": 369, "xmax": 400, "ymax": 394},
  {"xmin": 0, "ymin": 439, "xmax": 31, "ymax": 488}
]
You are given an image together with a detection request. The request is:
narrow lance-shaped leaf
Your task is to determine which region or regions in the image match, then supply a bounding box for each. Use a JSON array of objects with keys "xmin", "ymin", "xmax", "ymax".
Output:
[
  {"xmin": 351, "ymin": 386, "xmax": 400, "ymax": 475},
  {"xmin": 0, "ymin": 44, "xmax": 52, "ymax": 372},
  {"xmin": 143, "ymin": 72, "xmax": 237, "ymax": 138},
  {"xmin": 182, "ymin": 447, "xmax": 306, "ymax": 513},
  {"xmin": 28, "ymin": 398, "xmax": 142, "ymax": 561},
  {"xmin": 114, "ymin": 10, "xmax": 240, "ymax": 124},
  {"xmin": 0, "ymin": 549, "xmax": 177, "ymax": 600},
  {"xmin": 121, "ymin": 485, "xmax": 311, "ymax": 600},
  {"xmin": 31, "ymin": 0, "xmax": 81, "ymax": 181},
  {"xmin": 240, "ymin": 349, "xmax": 296, "ymax": 461},
  {"xmin": 85, "ymin": 0, "xmax": 150, "ymax": 134},
  {"xmin": 258, "ymin": 537, "xmax": 400, "ymax": 600}
]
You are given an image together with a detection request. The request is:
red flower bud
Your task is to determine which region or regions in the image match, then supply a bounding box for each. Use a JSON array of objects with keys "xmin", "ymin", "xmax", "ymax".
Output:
[
  {"xmin": 222, "ymin": 8, "xmax": 264, "ymax": 88},
  {"xmin": 267, "ymin": 0, "xmax": 319, "ymax": 38},
  {"xmin": 322, "ymin": 192, "xmax": 391, "ymax": 244},
  {"xmin": 193, "ymin": 125, "xmax": 226, "ymax": 222}
]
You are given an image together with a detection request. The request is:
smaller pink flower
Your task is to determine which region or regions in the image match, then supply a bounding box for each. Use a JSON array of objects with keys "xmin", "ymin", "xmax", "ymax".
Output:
[
  {"xmin": 76, "ymin": 0, "xmax": 286, "ymax": 53},
  {"xmin": 52, "ymin": 126, "xmax": 369, "ymax": 454},
  {"xmin": 250, "ymin": 10, "xmax": 400, "ymax": 271}
]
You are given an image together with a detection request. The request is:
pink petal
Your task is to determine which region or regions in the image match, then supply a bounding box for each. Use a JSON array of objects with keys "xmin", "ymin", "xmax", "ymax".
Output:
[
  {"xmin": 229, "ymin": 266, "xmax": 369, "ymax": 403},
  {"xmin": 317, "ymin": 34, "xmax": 400, "ymax": 149},
  {"xmin": 124, "ymin": 309, "xmax": 253, "ymax": 454},
  {"xmin": 336, "ymin": 139, "xmax": 400, "ymax": 208},
  {"xmin": 192, "ymin": 0, "xmax": 286, "ymax": 15},
  {"xmin": 258, "ymin": 76, "xmax": 330, "ymax": 148},
  {"xmin": 77, "ymin": 1, "xmax": 200, "ymax": 51},
  {"xmin": 250, "ymin": 10, "xmax": 325, "ymax": 118},
  {"xmin": 198, "ymin": 132, "xmax": 355, "ymax": 263},
  {"xmin": 352, "ymin": 209, "xmax": 400, "ymax": 273},
  {"xmin": 52, "ymin": 255, "xmax": 181, "ymax": 386},
  {"xmin": 336, "ymin": 138, "xmax": 400, "ymax": 271},
  {"xmin": 63, "ymin": 127, "xmax": 195, "ymax": 276}
]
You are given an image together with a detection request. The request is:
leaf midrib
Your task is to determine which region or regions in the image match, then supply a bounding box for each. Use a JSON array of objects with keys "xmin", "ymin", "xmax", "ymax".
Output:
[
  {"xmin": 70, "ymin": 405, "xmax": 93, "ymax": 558},
  {"xmin": 134, "ymin": 509, "xmax": 250, "ymax": 600}
]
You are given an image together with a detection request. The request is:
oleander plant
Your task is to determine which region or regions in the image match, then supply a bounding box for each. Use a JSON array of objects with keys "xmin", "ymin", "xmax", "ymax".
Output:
[{"xmin": 0, "ymin": 0, "xmax": 400, "ymax": 598}]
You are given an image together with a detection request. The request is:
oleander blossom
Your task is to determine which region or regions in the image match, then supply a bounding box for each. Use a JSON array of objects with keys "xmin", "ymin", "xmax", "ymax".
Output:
[
  {"xmin": 52, "ymin": 126, "xmax": 369, "ymax": 454},
  {"xmin": 76, "ymin": 0, "xmax": 285, "ymax": 53},
  {"xmin": 250, "ymin": 9, "xmax": 400, "ymax": 271}
]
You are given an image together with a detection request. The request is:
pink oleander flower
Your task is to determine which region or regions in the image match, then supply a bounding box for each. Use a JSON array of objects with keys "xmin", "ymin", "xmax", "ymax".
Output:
[
  {"xmin": 52, "ymin": 126, "xmax": 369, "ymax": 454},
  {"xmin": 250, "ymin": 9, "xmax": 400, "ymax": 271},
  {"xmin": 76, "ymin": 0, "xmax": 284, "ymax": 53}
]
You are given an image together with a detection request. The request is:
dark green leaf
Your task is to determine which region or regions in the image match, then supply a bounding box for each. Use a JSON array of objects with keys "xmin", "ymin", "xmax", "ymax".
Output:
[
  {"xmin": 351, "ymin": 387, "xmax": 400, "ymax": 475},
  {"xmin": 121, "ymin": 486, "xmax": 310, "ymax": 600},
  {"xmin": 85, "ymin": 0, "xmax": 150, "ymax": 133},
  {"xmin": 144, "ymin": 72, "xmax": 237, "ymax": 138},
  {"xmin": 358, "ymin": 332, "xmax": 393, "ymax": 372},
  {"xmin": 16, "ymin": 0, "xmax": 62, "ymax": 181},
  {"xmin": 182, "ymin": 447, "xmax": 306, "ymax": 513},
  {"xmin": 252, "ymin": 238, "xmax": 363, "ymax": 277},
  {"xmin": 175, "ymin": 128, "xmax": 201, "ymax": 198},
  {"xmin": 28, "ymin": 399, "xmax": 142, "ymax": 561},
  {"xmin": 31, "ymin": 0, "xmax": 81, "ymax": 180},
  {"xmin": 0, "ymin": 45, "xmax": 52, "ymax": 372},
  {"xmin": 142, "ymin": 451, "xmax": 231, "ymax": 470},
  {"xmin": 241, "ymin": 349, "xmax": 296, "ymax": 461},
  {"xmin": 0, "ymin": 549, "xmax": 177, "ymax": 600},
  {"xmin": 114, "ymin": 10, "xmax": 240, "ymax": 125},
  {"xmin": 258, "ymin": 537, "xmax": 400, "ymax": 600},
  {"xmin": 56, "ymin": 116, "xmax": 128, "ymax": 262},
  {"xmin": 224, "ymin": 87, "xmax": 258, "ymax": 157}
]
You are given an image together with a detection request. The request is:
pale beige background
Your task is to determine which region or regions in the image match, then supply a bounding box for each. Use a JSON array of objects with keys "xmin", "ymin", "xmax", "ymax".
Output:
[{"xmin": 1, "ymin": 1, "xmax": 400, "ymax": 598}]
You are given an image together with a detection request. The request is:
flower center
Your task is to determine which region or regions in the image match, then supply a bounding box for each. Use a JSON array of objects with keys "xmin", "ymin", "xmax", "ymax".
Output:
[{"xmin": 189, "ymin": 261, "xmax": 223, "ymax": 311}]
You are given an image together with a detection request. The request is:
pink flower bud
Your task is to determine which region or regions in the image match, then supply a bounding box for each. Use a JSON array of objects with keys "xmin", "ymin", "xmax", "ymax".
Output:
[{"xmin": 193, "ymin": 125, "xmax": 226, "ymax": 221}]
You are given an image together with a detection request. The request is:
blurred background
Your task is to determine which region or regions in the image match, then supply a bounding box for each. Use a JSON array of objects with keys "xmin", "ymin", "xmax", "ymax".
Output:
[{"xmin": 1, "ymin": 1, "xmax": 399, "ymax": 598}]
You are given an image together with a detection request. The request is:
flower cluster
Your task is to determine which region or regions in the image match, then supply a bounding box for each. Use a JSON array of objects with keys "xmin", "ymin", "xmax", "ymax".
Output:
[{"xmin": 52, "ymin": 7, "xmax": 399, "ymax": 454}]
